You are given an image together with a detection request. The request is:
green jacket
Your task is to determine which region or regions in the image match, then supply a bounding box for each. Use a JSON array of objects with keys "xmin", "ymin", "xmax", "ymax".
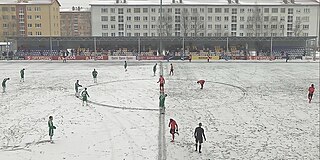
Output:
[
  {"xmin": 159, "ymin": 94, "xmax": 167, "ymax": 108},
  {"xmin": 92, "ymin": 70, "xmax": 98, "ymax": 78}
]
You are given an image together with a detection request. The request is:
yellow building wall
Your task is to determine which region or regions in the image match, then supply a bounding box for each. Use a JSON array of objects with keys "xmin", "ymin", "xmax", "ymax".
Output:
[
  {"xmin": 25, "ymin": 0, "xmax": 60, "ymax": 36},
  {"xmin": 0, "ymin": 4, "xmax": 18, "ymax": 41}
]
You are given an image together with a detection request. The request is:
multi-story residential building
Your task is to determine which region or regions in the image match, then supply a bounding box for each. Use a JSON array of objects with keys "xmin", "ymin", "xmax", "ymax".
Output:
[
  {"xmin": 60, "ymin": 6, "xmax": 91, "ymax": 36},
  {"xmin": 90, "ymin": 0, "xmax": 319, "ymax": 43},
  {"xmin": 0, "ymin": 0, "xmax": 60, "ymax": 41}
]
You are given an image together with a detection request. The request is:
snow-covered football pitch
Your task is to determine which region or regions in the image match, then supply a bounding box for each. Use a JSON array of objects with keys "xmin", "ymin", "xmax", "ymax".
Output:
[{"xmin": 0, "ymin": 60, "xmax": 319, "ymax": 160}]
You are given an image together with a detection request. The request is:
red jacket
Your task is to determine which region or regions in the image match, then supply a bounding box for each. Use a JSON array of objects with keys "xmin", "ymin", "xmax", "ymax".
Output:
[
  {"xmin": 158, "ymin": 77, "xmax": 165, "ymax": 84},
  {"xmin": 169, "ymin": 120, "xmax": 178, "ymax": 129},
  {"xmin": 309, "ymin": 87, "xmax": 315, "ymax": 94},
  {"xmin": 197, "ymin": 80, "xmax": 205, "ymax": 85}
]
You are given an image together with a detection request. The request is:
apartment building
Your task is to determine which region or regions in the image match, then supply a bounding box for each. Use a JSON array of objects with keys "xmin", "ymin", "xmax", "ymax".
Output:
[
  {"xmin": 90, "ymin": 0, "xmax": 319, "ymax": 41},
  {"xmin": 0, "ymin": 0, "xmax": 61, "ymax": 41},
  {"xmin": 60, "ymin": 7, "xmax": 91, "ymax": 36}
]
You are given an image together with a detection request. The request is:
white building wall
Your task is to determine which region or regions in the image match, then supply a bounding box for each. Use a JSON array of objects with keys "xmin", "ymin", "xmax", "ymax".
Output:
[{"xmin": 90, "ymin": 2, "xmax": 319, "ymax": 40}]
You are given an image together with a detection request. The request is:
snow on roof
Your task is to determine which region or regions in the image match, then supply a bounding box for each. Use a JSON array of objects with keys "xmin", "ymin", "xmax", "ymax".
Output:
[
  {"xmin": 0, "ymin": 0, "xmax": 60, "ymax": 5},
  {"xmin": 60, "ymin": 7, "xmax": 90, "ymax": 12},
  {"xmin": 89, "ymin": 0, "xmax": 320, "ymax": 6}
]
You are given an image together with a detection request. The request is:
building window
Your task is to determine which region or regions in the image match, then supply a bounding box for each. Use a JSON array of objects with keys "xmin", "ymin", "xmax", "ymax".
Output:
[
  {"xmin": 264, "ymin": 16, "xmax": 269, "ymax": 22},
  {"xmin": 215, "ymin": 8, "xmax": 222, "ymax": 13},
  {"xmin": 118, "ymin": 8, "xmax": 124, "ymax": 14},
  {"xmin": 151, "ymin": 16, "xmax": 156, "ymax": 21},
  {"xmin": 208, "ymin": 8, "xmax": 213, "ymax": 13},
  {"xmin": 35, "ymin": 31, "xmax": 42, "ymax": 35},
  {"xmin": 287, "ymin": 16, "xmax": 293, "ymax": 22},
  {"xmin": 118, "ymin": 16, "xmax": 124, "ymax": 22},
  {"xmin": 127, "ymin": 8, "xmax": 131, "ymax": 13},
  {"xmin": 224, "ymin": 16, "xmax": 229, "ymax": 21},
  {"xmin": 101, "ymin": 16, "xmax": 108, "ymax": 21},
  {"xmin": 271, "ymin": 16, "xmax": 278, "ymax": 21},
  {"xmin": 28, "ymin": 32, "xmax": 32, "ymax": 35},
  {"xmin": 231, "ymin": 24, "xmax": 237, "ymax": 31},
  {"xmin": 224, "ymin": 25, "xmax": 228, "ymax": 29},
  {"xmin": 231, "ymin": 32, "xmax": 236, "ymax": 36},
  {"xmin": 134, "ymin": 25, "xmax": 140, "ymax": 29},
  {"xmin": 240, "ymin": 17, "xmax": 244, "ymax": 21},
  {"xmin": 119, "ymin": 24, "xmax": 124, "ymax": 31},
  {"xmin": 175, "ymin": 8, "xmax": 180, "ymax": 14},
  {"xmin": 35, "ymin": 15, "xmax": 41, "ymax": 20},
  {"xmin": 280, "ymin": 8, "xmax": 285, "ymax": 13},
  {"xmin": 27, "ymin": 24, "xmax": 32, "ymax": 28},
  {"xmin": 3, "ymin": 24, "xmax": 9, "ymax": 28},
  {"xmin": 208, "ymin": 24, "xmax": 212, "ymax": 29},
  {"xmin": 110, "ymin": 16, "xmax": 116, "ymax": 21},
  {"xmin": 167, "ymin": 8, "xmax": 172, "ymax": 13},
  {"xmin": 231, "ymin": 8, "xmax": 237, "ymax": 14},
  {"xmin": 240, "ymin": 9, "xmax": 245, "ymax": 13},
  {"xmin": 127, "ymin": 25, "xmax": 131, "ymax": 29},
  {"xmin": 302, "ymin": 16, "xmax": 309, "ymax": 22},
  {"xmin": 303, "ymin": 25, "xmax": 309, "ymax": 30},
  {"xmin": 102, "ymin": 25, "xmax": 108, "ymax": 30},
  {"xmin": 101, "ymin": 8, "xmax": 108, "ymax": 13},
  {"xmin": 224, "ymin": 8, "xmax": 229, "ymax": 13},
  {"xmin": 27, "ymin": 7, "xmax": 32, "ymax": 11},
  {"xmin": 231, "ymin": 16, "xmax": 237, "ymax": 22},
  {"xmin": 304, "ymin": 8, "xmax": 310, "ymax": 13},
  {"xmin": 11, "ymin": 7, "xmax": 15, "ymax": 11},
  {"xmin": 215, "ymin": 16, "xmax": 221, "ymax": 21},
  {"xmin": 287, "ymin": 24, "xmax": 292, "ymax": 31},
  {"xmin": 264, "ymin": 25, "xmax": 268, "ymax": 29},
  {"xmin": 151, "ymin": 8, "xmax": 156, "ymax": 13},
  {"xmin": 134, "ymin": 16, "xmax": 140, "ymax": 21},
  {"xmin": 127, "ymin": 16, "xmax": 131, "ymax": 21},
  {"xmin": 35, "ymin": 23, "xmax": 41, "ymax": 28},
  {"xmin": 175, "ymin": 16, "xmax": 180, "ymax": 22},
  {"xmin": 110, "ymin": 8, "xmax": 115, "ymax": 13},
  {"xmin": 111, "ymin": 33, "xmax": 116, "ymax": 36},
  {"xmin": 288, "ymin": 8, "xmax": 293, "ymax": 14},
  {"xmin": 303, "ymin": 33, "xmax": 308, "ymax": 36},
  {"xmin": 111, "ymin": 25, "xmax": 116, "ymax": 29},
  {"xmin": 143, "ymin": 25, "xmax": 148, "ymax": 29},
  {"xmin": 134, "ymin": 33, "xmax": 140, "ymax": 36},
  {"xmin": 191, "ymin": 8, "xmax": 197, "ymax": 13},
  {"xmin": 272, "ymin": 8, "xmax": 278, "ymax": 13},
  {"xmin": 215, "ymin": 25, "xmax": 221, "ymax": 29},
  {"xmin": 240, "ymin": 24, "xmax": 244, "ymax": 29},
  {"xmin": 142, "ymin": 16, "xmax": 147, "ymax": 21},
  {"xmin": 133, "ymin": 8, "xmax": 140, "ymax": 13},
  {"xmin": 143, "ymin": 8, "xmax": 148, "ymax": 13},
  {"xmin": 264, "ymin": 8, "xmax": 269, "ymax": 13},
  {"xmin": 34, "ymin": 7, "xmax": 41, "ymax": 11},
  {"xmin": 271, "ymin": 25, "xmax": 277, "ymax": 29},
  {"xmin": 208, "ymin": 16, "xmax": 212, "ymax": 21},
  {"xmin": 151, "ymin": 25, "xmax": 156, "ymax": 29}
]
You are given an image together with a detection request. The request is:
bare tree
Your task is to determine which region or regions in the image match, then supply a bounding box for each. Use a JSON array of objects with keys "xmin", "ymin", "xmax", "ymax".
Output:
[
  {"xmin": 157, "ymin": 8, "xmax": 173, "ymax": 36},
  {"xmin": 190, "ymin": 12, "xmax": 204, "ymax": 36},
  {"xmin": 293, "ymin": 20, "xmax": 303, "ymax": 37},
  {"xmin": 180, "ymin": 8, "xmax": 191, "ymax": 37}
]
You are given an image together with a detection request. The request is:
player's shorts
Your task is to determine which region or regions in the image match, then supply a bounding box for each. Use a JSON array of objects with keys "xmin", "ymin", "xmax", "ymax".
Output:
[
  {"xmin": 83, "ymin": 96, "xmax": 87, "ymax": 101},
  {"xmin": 308, "ymin": 93, "xmax": 313, "ymax": 98},
  {"xmin": 160, "ymin": 83, "xmax": 164, "ymax": 87},
  {"xmin": 195, "ymin": 137, "xmax": 203, "ymax": 143},
  {"xmin": 170, "ymin": 69, "xmax": 173, "ymax": 72},
  {"xmin": 49, "ymin": 128, "xmax": 54, "ymax": 136},
  {"xmin": 170, "ymin": 128, "xmax": 175, "ymax": 134}
]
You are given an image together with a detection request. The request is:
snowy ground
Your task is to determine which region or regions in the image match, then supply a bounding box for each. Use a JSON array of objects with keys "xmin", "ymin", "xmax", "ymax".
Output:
[{"xmin": 0, "ymin": 60, "xmax": 319, "ymax": 160}]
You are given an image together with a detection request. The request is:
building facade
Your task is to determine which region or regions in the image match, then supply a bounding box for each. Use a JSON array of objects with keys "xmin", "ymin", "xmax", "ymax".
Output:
[
  {"xmin": 60, "ymin": 7, "xmax": 91, "ymax": 36},
  {"xmin": 90, "ymin": 0, "xmax": 319, "ymax": 42},
  {"xmin": 0, "ymin": 0, "xmax": 61, "ymax": 41}
]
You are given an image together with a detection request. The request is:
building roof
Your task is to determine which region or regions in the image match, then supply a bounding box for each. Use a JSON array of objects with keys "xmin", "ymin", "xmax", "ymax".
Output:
[
  {"xmin": 0, "ymin": 0, "xmax": 61, "ymax": 6},
  {"xmin": 60, "ymin": 7, "xmax": 90, "ymax": 12},
  {"xmin": 89, "ymin": 0, "xmax": 320, "ymax": 6}
]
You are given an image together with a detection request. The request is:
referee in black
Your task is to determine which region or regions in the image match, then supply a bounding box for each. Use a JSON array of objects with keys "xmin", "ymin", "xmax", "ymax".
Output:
[{"xmin": 194, "ymin": 123, "xmax": 206, "ymax": 153}]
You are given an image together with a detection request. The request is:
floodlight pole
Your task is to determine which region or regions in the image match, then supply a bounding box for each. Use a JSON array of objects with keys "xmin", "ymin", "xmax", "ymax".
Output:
[{"xmin": 159, "ymin": 0, "xmax": 163, "ymax": 55}]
